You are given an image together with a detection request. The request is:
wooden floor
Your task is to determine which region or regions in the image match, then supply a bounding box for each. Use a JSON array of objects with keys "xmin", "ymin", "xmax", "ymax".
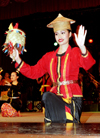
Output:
[
  {"xmin": 0, "ymin": 111, "xmax": 100, "ymax": 123},
  {"xmin": 0, "ymin": 112, "xmax": 100, "ymax": 138}
]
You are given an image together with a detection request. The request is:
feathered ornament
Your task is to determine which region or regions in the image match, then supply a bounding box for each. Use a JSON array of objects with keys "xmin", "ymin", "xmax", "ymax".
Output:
[{"xmin": 2, "ymin": 23, "xmax": 27, "ymax": 61}]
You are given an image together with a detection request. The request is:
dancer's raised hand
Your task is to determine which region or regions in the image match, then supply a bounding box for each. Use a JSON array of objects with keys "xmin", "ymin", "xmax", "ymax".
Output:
[{"xmin": 74, "ymin": 25, "xmax": 87, "ymax": 54}]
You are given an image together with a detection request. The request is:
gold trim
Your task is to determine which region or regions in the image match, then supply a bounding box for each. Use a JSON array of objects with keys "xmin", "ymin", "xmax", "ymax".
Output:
[
  {"xmin": 57, "ymin": 93, "xmax": 63, "ymax": 96},
  {"xmin": 73, "ymin": 95, "xmax": 83, "ymax": 97},
  {"xmin": 62, "ymin": 97, "xmax": 72, "ymax": 104},
  {"xmin": 17, "ymin": 61, "xmax": 24, "ymax": 72},
  {"xmin": 66, "ymin": 112, "xmax": 73, "ymax": 121},
  {"xmin": 50, "ymin": 58, "xmax": 55, "ymax": 82},
  {"xmin": 63, "ymin": 54, "xmax": 69, "ymax": 98},
  {"xmin": 57, "ymin": 56, "xmax": 61, "ymax": 95},
  {"xmin": 73, "ymin": 100, "xmax": 75, "ymax": 118},
  {"xmin": 39, "ymin": 85, "xmax": 50, "ymax": 92},
  {"xmin": 50, "ymin": 86, "xmax": 55, "ymax": 92}
]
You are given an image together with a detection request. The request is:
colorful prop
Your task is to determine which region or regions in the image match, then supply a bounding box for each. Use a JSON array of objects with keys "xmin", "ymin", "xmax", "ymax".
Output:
[{"xmin": 2, "ymin": 23, "xmax": 27, "ymax": 60}]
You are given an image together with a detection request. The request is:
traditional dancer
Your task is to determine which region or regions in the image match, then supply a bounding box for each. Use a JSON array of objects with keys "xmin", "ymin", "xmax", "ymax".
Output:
[
  {"xmin": 1, "ymin": 71, "xmax": 23, "ymax": 117},
  {"xmin": 7, "ymin": 13, "xmax": 95, "ymax": 123}
]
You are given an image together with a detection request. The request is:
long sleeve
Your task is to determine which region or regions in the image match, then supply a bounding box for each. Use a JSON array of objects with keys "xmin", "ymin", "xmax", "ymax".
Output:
[
  {"xmin": 72, "ymin": 47, "xmax": 96, "ymax": 71},
  {"xmin": 15, "ymin": 51, "xmax": 54, "ymax": 79}
]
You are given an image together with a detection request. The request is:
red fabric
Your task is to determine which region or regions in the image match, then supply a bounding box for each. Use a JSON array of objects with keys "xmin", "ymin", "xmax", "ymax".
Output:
[
  {"xmin": 15, "ymin": 45, "xmax": 96, "ymax": 99},
  {"xmin": 14, "ymin": 0, "xmax": 29, "ymax": 2},
  {"xmin": 0, "ymin": 0, "xmax": 100, "ymax": 19},
  {"xmin": 65, "ymin": 105, "xmax": 70, "ymax": 113},
  {"xmin": 0, "ymin": 0, "xmax": 10, "ymax": 7},
  {"xmin": 1, "ymin": 103, "xmax": 19, "ymax": 117}
]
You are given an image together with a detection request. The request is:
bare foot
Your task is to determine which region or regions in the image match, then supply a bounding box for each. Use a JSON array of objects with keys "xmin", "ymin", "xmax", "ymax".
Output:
[{"xmin": 17, "ymin": 111, "xmax": 22, "ymax": 117}]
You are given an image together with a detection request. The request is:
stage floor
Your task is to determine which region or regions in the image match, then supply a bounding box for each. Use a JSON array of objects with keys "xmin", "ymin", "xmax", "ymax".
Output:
[
  {"xmin": 0, "ymin": 112, "xmax": 100, "ymax": 138},
  {"xmin": 0, "ymin": 111, "xmax": 100, "ymax": 123}
]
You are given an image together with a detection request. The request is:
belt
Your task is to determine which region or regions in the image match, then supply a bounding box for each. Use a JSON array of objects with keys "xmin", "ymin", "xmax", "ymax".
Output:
[
  {"xmin": 9, "ymin": 97, "xmax": 19, "ymax": 99},
  {"xmin": 53, "ymin": 80, "xmax": 78, "ymax": 86}
]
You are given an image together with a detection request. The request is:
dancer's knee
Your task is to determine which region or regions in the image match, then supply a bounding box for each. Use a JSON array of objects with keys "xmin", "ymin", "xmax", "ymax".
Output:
[{"xmin": 42, "ymin": 91, "xmax": 51, "ymax": 102}]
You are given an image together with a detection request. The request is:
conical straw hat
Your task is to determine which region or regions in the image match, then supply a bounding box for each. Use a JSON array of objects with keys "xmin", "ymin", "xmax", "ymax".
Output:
[{"xmin": 47, "ymin": 13, "xmax": 75, "ymax": 32}]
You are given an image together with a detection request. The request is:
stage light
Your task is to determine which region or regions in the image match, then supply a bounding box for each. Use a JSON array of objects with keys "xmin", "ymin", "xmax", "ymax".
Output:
[{"xmin": 89, "ymin": 39, "xmax": 93, "ymax": 43}]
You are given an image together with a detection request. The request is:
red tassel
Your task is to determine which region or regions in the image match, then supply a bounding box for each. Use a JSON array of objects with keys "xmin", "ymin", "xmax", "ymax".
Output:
[
  {"xmin": 19, "ymin": 31, "xmax": 22, "ymax": 35},
  {"xmin": 14, "ymin": 23, "xmax": 19, "ymax": 29}
]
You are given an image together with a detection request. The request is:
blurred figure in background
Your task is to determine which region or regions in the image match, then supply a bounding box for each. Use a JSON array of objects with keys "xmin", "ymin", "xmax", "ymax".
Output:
[
  {"xmin": 37, "ymin": 72, "xmax": 53, "ymax": 94},
  {"xmin": 1, "ymin": 71, "xmax": 23, "ymax": 117},
  {"xmin": 2, "ymin": 71, "xmax": 11, "ymax": 86},
  {"xmin": 0, "ymin": 74, "xmax": 3, "ymax": 86},
  {"xmin": 0, "ymin": 71, "xmax": 11, "ymax": 99}
]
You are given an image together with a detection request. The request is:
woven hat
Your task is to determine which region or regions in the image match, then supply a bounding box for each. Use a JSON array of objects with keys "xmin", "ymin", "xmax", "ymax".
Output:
[
  {"xmin": 2, "ymin": 23, "xmax": 27, "ymax": 55},
  {"xmin": 47, "ymin": 13, "xmax": 75, "ymax": 32}
]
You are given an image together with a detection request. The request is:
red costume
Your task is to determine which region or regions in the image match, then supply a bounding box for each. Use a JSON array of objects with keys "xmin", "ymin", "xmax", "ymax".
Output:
[
  {"xmin": 15, "ymin": 45, "xmax": 96, "ymax": 123},
  {"xmin": 15, "ymin": 45, "xmax": 95, "ymax": 97}
]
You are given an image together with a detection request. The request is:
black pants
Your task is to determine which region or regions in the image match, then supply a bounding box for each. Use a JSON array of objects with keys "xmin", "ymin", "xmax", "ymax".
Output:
[{"xmin": 42, "ymin": 92, "xmax": 83, "ymax": 123}]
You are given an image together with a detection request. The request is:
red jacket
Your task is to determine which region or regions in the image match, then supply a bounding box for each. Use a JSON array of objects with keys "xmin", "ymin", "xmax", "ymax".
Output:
[{"xmin": 15, "ymin": 45, "xmax": 96, "ymax": 100}]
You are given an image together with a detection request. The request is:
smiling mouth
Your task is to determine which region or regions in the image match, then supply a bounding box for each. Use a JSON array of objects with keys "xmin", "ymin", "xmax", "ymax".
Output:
[{"xmin": 58, "ymin": 39, "xmax": 64, "ymax": 42}]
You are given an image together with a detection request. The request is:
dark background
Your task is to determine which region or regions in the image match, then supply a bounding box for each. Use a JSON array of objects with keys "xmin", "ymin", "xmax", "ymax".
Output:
[
  {"xmin": 0, "ymin": 0, "xmax": 100, "ymax": 110},
  {"xmin": 0, "ymin": 1, "xmax": 99, "ymax": 81},
  {"xmin": 0, "ymin": 7, "xmax": 99, "ymax": 80}
]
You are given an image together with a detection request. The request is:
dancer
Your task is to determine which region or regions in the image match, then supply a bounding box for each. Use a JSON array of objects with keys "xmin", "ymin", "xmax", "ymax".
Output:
[
  {"xmin": 9, "ymin": 13, "xmax": 95, "ymax": 123},
  {"xmin": 2, "ymin": 71, "xmax": 11, "ymax": 86},
  {"xmin": 1, "ymin": 72, "xmax": 23, "ymax": 117}
]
